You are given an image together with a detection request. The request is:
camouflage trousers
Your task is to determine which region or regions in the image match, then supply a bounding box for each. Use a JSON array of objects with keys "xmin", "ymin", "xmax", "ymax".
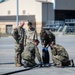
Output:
[
  {"xmin": 52, "ymin": 55, "xmax": 69, "ymax": 66},
  {"xmin": 24, "ymin": 59, "xmax": 36, "ymax": 67},
  {"xmin": 15, "ymin": 44, "xmax": 24, "ymax": 65}
]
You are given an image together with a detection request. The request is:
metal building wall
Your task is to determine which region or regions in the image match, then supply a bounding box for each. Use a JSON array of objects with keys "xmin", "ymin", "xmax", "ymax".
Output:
[
  {"xmin": 55, "ymin": 0, "xmax": 75, "ymax": 10},
  {"xmin": 42, "ymin": 3, "xmax": 54, "ymax": 25}
]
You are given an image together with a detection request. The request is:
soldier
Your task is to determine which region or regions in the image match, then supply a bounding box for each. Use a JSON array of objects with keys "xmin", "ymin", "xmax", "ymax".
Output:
[
  {"xmin": 12, "ymin": 21, "xmax": 25, "ymax": 67},
  {"xmin": 22, "ymin": 39, "xmax": 43, "ymax": 67},
  {"xmin": 50, "ymin": 42, "xmax": 74, "ymax": 67},
  {"xmin": 25, "ymin": 22, "xmax": 38, "ymax": 45},
  {"xmin": 40, "ymin": 29, "xmax": 55, "ymax": 66}
]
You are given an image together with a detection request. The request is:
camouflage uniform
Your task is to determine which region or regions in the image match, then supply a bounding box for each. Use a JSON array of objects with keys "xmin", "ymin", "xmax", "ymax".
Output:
[
  {"xmin": 12, "ymin": 27, "xmax": 25, "ymax": 66},
  {"xmin": 21, "ymin": 42, "xmax": 42, "ymax": 67},
  {"xmin": 25, "ymin": 28, "xmax": 38, "ymax": 45},
  {"xmin": 40, "ymin": 29, "xmax": 55, "ymax": 47},
  {"xmin": 51, "ymin": 44, "xmax": 69, "ymax": 66}
]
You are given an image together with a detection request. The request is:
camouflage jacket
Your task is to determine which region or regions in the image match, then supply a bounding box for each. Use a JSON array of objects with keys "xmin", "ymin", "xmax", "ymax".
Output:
[
  {"xmin": 22, "ymin": 42, "xmax": 42, "ymax": 63},
  {"xmin": 25, "ymin": 28, "xmax": 38, "ymax": 44},
  {"xmin": 40, "ymin": 30, "xmax": 55, "ymax": 46},
  {"xmin": 12, "ymin": 27, "xmax": 25, "ymax": 44},
  {"xmin": 51, "ymin": 44, "xmax": 69, "ymax": 58}
]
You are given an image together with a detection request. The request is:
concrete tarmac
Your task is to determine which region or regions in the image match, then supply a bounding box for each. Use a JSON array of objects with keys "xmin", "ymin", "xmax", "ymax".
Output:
[{"xmin": 0, "ymin": 35, "xmax": 75, "ymax": 75}]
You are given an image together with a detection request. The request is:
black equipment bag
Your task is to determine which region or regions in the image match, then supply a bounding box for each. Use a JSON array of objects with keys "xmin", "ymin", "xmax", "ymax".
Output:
[{"xmin": 42, "ymin": 48, "xmax": 49, "ymax": 64}]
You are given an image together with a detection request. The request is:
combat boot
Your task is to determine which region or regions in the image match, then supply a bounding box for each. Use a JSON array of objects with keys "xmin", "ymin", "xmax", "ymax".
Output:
[
  {"xmin": 23, "ymin": 61, "xmax": 28, "ymax": 68},
  {"xmin": 70, "ymin": 59, "xmax": 74, "ymax": 67}
]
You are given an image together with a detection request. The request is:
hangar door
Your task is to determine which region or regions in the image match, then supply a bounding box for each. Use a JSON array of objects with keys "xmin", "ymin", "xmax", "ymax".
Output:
[{"xmin": 6, "ymin": 25, "xmax": 12, "ymax": 34}]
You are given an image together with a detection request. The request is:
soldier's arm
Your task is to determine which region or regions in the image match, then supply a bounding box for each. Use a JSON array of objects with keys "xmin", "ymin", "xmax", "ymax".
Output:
[
  {"xmin": 12, "ymin": 28, "xmax": 17, "ymax": 38},
  {"xmin": 19, "ymin": 28, "xmax": 25, "ymax": 44},
  {"xmin": 24, "ymin": 29, "xmax": 27, "ymax": 46},
  {"xmin": 12, "ymin": 28, "xmax": 19, "ymax": 43},
  {"xmin": 40, "ymin": 32, "xmax": 45, "ymax": 46},
  {"xmin": 34, "ymin": 30, "xmax": 38, "ymax": 40},
  {"xmin": 35, "ymin": 46, "xmax": 42, "ymax": 63}
]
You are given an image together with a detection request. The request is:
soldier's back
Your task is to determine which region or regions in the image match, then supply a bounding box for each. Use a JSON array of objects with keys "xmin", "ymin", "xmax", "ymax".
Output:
[
  {"xmin": 54, "ymin": 44, "xmax": 69, "ymax": 57},
  {"xmin": 22, "ymin": 43, "xmax": 35, "ymax": 60}
]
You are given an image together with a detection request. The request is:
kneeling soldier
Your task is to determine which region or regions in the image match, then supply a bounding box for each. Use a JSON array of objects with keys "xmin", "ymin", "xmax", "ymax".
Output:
[
  {"xmin": 50, "ymin": 42, "xmax": 74, "ymax": 68},
  {"xmin": 22, "ymin": 39, "xmax": 43, "ymax": 67}
]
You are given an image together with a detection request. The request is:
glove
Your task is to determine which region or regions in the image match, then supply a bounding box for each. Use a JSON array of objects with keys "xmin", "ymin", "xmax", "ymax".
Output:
[{"xmin": 43, "ymin": 47, "xmax": 48, "ymax": 51}]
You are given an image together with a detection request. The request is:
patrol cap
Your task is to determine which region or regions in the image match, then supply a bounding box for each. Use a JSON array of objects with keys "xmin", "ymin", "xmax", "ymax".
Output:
[{"xmin": 28, "ymin": 22, "xmax": 32, "ymax": 26}]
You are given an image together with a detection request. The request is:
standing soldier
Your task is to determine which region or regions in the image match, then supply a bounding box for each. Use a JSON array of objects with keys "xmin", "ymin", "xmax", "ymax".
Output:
[
  {"xmin": 50, "ymin": 42, "xmax": 74, "ymax": 67},
  {"xmin": 12, "ymin": 21, "xmax": 25, "ymax": 67},
  {"xmin": 40, "ymin": 29, "xmax": 55, "ymax": 66},
  {"xmin": 25, "ymin": 22, "xmax": 38, "ymax": 45}
]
